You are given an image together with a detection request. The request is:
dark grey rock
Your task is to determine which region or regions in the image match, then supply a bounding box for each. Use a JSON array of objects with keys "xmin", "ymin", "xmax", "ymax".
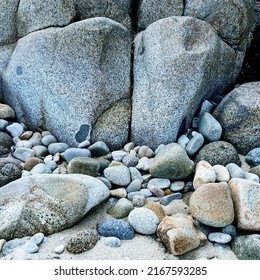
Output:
[
  {"xmin": 198, "ymin": 112, "xmax": 222, "ymax": 142},
  {"xmin": 122, "ymin": 154, "xmax": 139, "ymax": 167},
  {"xmin": 245, "ymin": 148, "xmax": 260, "ymax": 167},
  {"xmin": 221, "ymin": 225, "xmax": 237, "ymax": 237},
  {"xmin": 160, "ymin": 193, "xmax": 183, "ymax": 206},
  {"xmin": 88, "ymin": 141, "xmax": 110, "ymax": 157},
  {"xmin": 0, "ymin": 131, "xmax": 13, "ymax": 156},
  {"xmin": 0, "ymin": 157, "xmax": 22, "ymax": 187},
  {"xmin": 64, "ymin": 148, "xmax": 91, "ymax": 163},
  {"xmin": 195, "ymin": 141, "xmax": 241, "ymax": 166},
  {"xmin": 97, "ymin": 219, "xmax": 135, "ymax": 240},
  {"xmin": 68, "ymin": 157, "xmax": 100, "ymax": 176}
]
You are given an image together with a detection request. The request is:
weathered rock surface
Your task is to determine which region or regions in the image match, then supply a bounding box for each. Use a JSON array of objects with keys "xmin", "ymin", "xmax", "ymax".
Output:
[
  {"xmin": 131, "ymin": 16, "xmax": 244, "ymax": 149},
  {"xmin": 213, "ymin": 82, "xmax": 260, "ymax": 155},
  {"xmin": 0, "ymin": 174, "xmax": 109, "ymax": 240},
  {"xmin": 3, "ymin": 17, "xmax": 131, "ymax": 148}
]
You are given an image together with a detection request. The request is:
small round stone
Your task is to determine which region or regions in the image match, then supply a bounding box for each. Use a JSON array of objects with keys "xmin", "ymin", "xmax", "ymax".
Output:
[
  {"xmin": 0, "ymin": 103, "xmax": 15, "ymax": 119},
  {"xmin": 138, "ymin": 145, "xmax": 154, "ymax": 158},
  {"xmin": 0, "ymin": 158, "xmax": 23, "ymax": 186},
  {"xmin": 41, "ymin": 134, "xmax": 57, "ymax": 146},
  {"xmin": 124, "ymin": 142, "xmax": 135, "ymax": 153},
  {"xmin": 41, "ymin": 131, "xmax": 51, "ymax": 137},
  {"xmin": 110, "ymin": 188, "xmax": 127, "ymax": 198},
  {"xmin": 185, "ymin": 131, "xmax": 204, "ymax": 156},
  {"xmin": 30, "ymin": 233, "xmax": 45, "ymax": 245},
  {"xmin": 177, "ymin": 135, "xmax": 190, "ymax": 149},
  {"xmin": 160, "ymin": 193, "xmax": 182, "ymax": 206},
  {"xmin": 198, "ymin": 112, "xmax": 222, "ymax": 142},
  {"xmin": 112, "ymin": 150, "xmax": 128, "ymax": 162},
  {"xmin": 148, "ymin": 185, "xmax": 165, "ymax": 197},
  {"xmin": 104, "ymin": 166, "xmax": 131, "ymax": 186},
  {"xmin": 127, "ymin": 189, "xmax": 153, "ymax": 200},
  {"xmin": 32, "ymin": 145, "xmax": 48, "ymax": 157},
  {"xmin": 28, "ymin": 132, "xmax": 42, "ymax": 146},
  {"xmin": 126, "ymin": 179, "xmax": 142, "ymax": 193},
  {"xmin": 78, "ymin": 140, "xmax": 90, "ymax": 148},
  {"xmin": 122, "ymin": 154, "xmax": 139, "ymax": 167},
  {"xmin": 97, "ymin": 219, "xmax": 135, "ymax": 240},
  {"xmin": 88, "ymin": 141, "xmax": 110, "ymax": 156},
  {"xmin": 15, "ymin": 140, "xmax": 33, "ymax": 149},
  {"xmin": 48, "ymin": 143, "xmax": 69, "ymax": 155},
  {"xmin": 221, "ymin": 225, "xmax": 238, "ymax": 237},
  {"xmin": 20, "ymin": 131, "xmax": 33, "ymax": 140},
  {"xmin": 245, "ymin": 148, "xmax": 260, "ymax": 167},
  {"xmin": 208, "ymin": 232, "xmax": 232, "ymax": 244},
  {"xmin": 107, "ymin": 198, "xmax": 134, "ymax": 219},
  {"xmin": 101, "ymin": 237, "xmax": 121, "ymax": 247},
  {"xmin": 25, "ymin": 242, "xmax": 39, "ymax": 254},
  {"xmin": 54, "ymin": 244, "xmax": 65, "ymax": 254},
  {"xmin": 132, "ymin": 195, "xmax": 146, "ymax": 207},
  {"xmin": 63, "ymin": 148, "xmax": 91, "ymax": 163},
  {"xmin": 66, "ymin": 230, "xmax": 100, "ymax": 254},
  {"xmin": 0, "ymin": 120, "xmax": 8, "ymax": 131},
  {"xmin": 147, "ymin": 178, "xmax": 171, "ymax": 190},
  {"xmin": 46, "ymin": 160, "xmax": 57, "ymax": 171},
  {"xmin": 128, "ymin": 208, "xmax": 160, "ymax": 235},
  {"xmin": 170, "ymin": 181, "xmax": 185, "ymax": 192},
  {"xmin": 13, "ymin": 148, "xmax": 35, "ymax": 162},
  {"xmin": 213, "ymin": 165, "xmax": 230, "ymax": 182}
]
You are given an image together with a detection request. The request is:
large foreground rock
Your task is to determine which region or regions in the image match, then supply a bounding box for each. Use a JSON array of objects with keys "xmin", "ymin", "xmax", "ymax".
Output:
[
  {"xmin": 0, "ymin": 174, "xmax": 110, "ymax": 240},
  {"xmin": 3, "ymin": 17, "xmax": 131, "ymax": 148},
  {"xmin": 131, "ymin": 16, "xmax": 244, "ymax": 149},
  {"xmin": 213, "ymin": 82, "xmax": 260, "ymax": 155}
]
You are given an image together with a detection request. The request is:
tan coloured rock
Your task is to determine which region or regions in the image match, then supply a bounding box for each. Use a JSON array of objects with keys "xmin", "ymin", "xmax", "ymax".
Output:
[
  {"xmin": 157, "ymin": 215, "xmax": 206, "ymax": 256},
  {"xmin": 189, "ymin": 182, "xmax": 234, "ymax": 227},
  {"xmin": 228, "ymin": 178, "xmax": 260, "ymax": 231}
]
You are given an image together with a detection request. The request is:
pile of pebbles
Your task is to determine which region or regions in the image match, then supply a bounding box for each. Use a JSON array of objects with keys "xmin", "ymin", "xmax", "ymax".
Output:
[{"xmin": 0, "ymin": 98, "xmax": 259, "ymax": 259}]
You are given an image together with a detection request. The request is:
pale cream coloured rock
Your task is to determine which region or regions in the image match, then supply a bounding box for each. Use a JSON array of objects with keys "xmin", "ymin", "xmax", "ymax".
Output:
[
  {"xmin": 193, "ymin": 160, "xmax": 216, "ymax": 189},
  {"xmin": 110, "ymin": 188, "xmax": 127, "ymax": 198},
  {"xmin": 228, "ymin": 178, "xmax": 260, "ymax": 231},
  {"xmin": 213, "ymin": 165, "xmax": 230, "ymax": 182}
]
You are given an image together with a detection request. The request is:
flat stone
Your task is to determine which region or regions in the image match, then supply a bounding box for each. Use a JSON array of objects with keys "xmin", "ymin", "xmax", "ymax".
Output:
[
  {"xmin": 2, "ymin": 239, "xmax": 25, "ymax": 256},
  {"xmin": 170, "ymin": 181, "xmax": 185, "ymax": 192},
  {"xmin": 104, "ymin": 166, "xmax": 131, "ymax": 186},
  {"xmin": 78, "ymin": 140, "xmax": 90, "ymax": 148},
  {"xmin": 228, "ymin": 178, "xmax": 260, "ymax": 231},
  {"xmin": 97, "ymin": 219, "xmax": 135, "ymax": 240},
  {"xmin": 6, "ymin": 123, "xmax": 24, "ymax": 138},
  {"xmin": 127, "ymin": 189, "xmax": 153, "ymax": 201},
  {"xmin": 208, "ymin": 232, "xmax": 232, "ymax": 244},
  {"xmin": 67, "ymin": 157, "xmax": 100, "ymax": 177},
  {"xmin": 64, "ymin": 148, "xmax": 91, "ymax": 163},
  {"xmin": 148, "ymin": 185, "xmax": 165, "ymax": 197},
  {"xmin": 160, "ymin": 193, "xmax": 183, "ymax": 206},
  {"xmin": 163, "ymin": 200, "xmax": 190, "ymax": 216},
  {"xmin": 13, "ymin": 148, "xmax": 35, "ymax": 162},
  {"xmin": 25, "ymin": 242, "xmax": 39, "ymax": 254},
  {"xmin": 0, "ymin": 103, "xmax": 15, "ymax": 119},
  {"xmin": 41, "ymin": 135, "xmax": 57, "ymax": 146},
  {"xmin": 48, "ymin": 143, "xmax": 69, "ymax": 155},
  {"xmin": 128, "ymin": 208, "xmax": 160, "ymax": 235},
  {"xmin": 107, "ymin": 198, "xmax": 134, "ymax": 219},
  {"xmin": 15, "ymin": 140, "xmax": 33, "ymax": 149},
  {"xmin": 193, "ymin": 160, "xmax": 216, "ymax": 189},
  {"xmin": 30, "ymin": 163, "xmax": 52, "ymax": 175},
  {"xmin": 189, "ymin": 182, "xmax": 234, "ymax": 227},
  {"xmin": 30, "ymin": 232, "xmax": 45, "ymax": 245}
]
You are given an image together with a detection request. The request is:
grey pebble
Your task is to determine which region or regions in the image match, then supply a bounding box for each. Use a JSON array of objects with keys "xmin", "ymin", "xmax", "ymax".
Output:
[
  {"xmin": 160, "ymin": 193, "xmax": 182, "ymax": 206},
  {"xmin": 25, "ymin": 242, "xmax": 39, "ymax": 254},
  {"xmin": 112, "ymin": 150, "xmax": 128, "ymax": 162},
  {"xmin": 170, "ymin": 181, "xmax": 185, "ymax": 192},
  {"xmin": 124, "ymin": 142, "xmax": 135, "ymax": 153},
  {"xmin": 199, "ymin": 100, "xmax": 214, "ymax": 116},
  {"xmin": 132, "ymin": 195, "xmax": 146, "ymax": 207},
  {"xmin": 104, "ymin": 166, "xmax": 131, "ymax": 186},
  {"xmin": 127, "ymin": 189, "xmax": 153, "ymax": 201},
  {"xmin": 15, "ymin": 140, "xmax": 33, "ymax": 149},
  {"xmin": 28, "ymin": 132, "xmax": 42, "ymax": 146},
  {"xmin": 147, "ymin": 178, "xmax": 171, "ymax": 189},
  {"xmin": 122, "ymin": 154, "xmax": 139, "ymax": 167},
  {"xmin": 32, "ymin": 145, "xmax": 48, "ymax": 157},
  {"xmin": 129, "ymin": 167, "xmax": 143, "ymax": 182},
  {"xmin": 2, "ymin": 239, "xmax": 25, "ymax": 256},
  {"xmin": 148, "ymin": 185, "xmax": 165, "ymax": 197},
  {"xmin": 0, "ymin": 119, "xmax": 8, "ymax": 131},
  {"xmin": 198, "ymin": 112, "xmax": 222, "ymax": 142},
  {"xmin": 13, "ymin": 148, "xmax": 35, "ymax": 162},
  {"xmin": 138, "ymin": 145, "xmax": 154, "ymax": 158},
  {"xmin": 46, "ymin": 160, "xmax": 57, "ymax": 171},
  {"xmin": 6, "ymin": 122, "xmax": 24, "ymax": 137},
  {"xmin": 101, "ymin": 237, "xmax": 121, "ymax": 247},
  {"xmin": 63, "ymin": 147, "xmax": 91, "ymax": 163},
  {"xmin": 208, "ymin": 232, "xmax": 232, "ymax": 244},
  {"xmin": 126, "ymin": 179, "xmax": 142, "ymax": 193},
  {"xmin": 30, "ymin": 233, "xmax": 45, "ymax": 245},
  {"xmin": 185, "ymin": 131, "xmax": 204, "ymax": 156},
  {"xmin": 44, "ymin": 154, "xmax": 53, "ymax": 164},
  {"xmin": 78, "ymin": 140, "xmax": 90, "ymax": 148},
  {"xmin": 245, "ymin": 148, "xmax": 260, "ymax": 167},
  {"xmin": 221, "ymin": 225, "xmax": 238, "ymax": 237},
  {"xmin": 54, "ymin": 244, "xmax": 65, "ymax": 254},
  {"xmin": 177, "ymin": 134, "xmax": 190, "ymax": 149},
  {"xmin": 41, "ymin": 134, "xmax": 57, "ymax": 146},
  {"xmin": 48, "ymin": 142, "xmax": 69, "ymax": 155},
  {"xmin": 97, "ymin": 177, "xmax": 112, "ymax": 190},
  {"xmin": 88, "ymin": 141, "xmax": 110, "ymax": 157},
  {"xmin": 30, "ymin": 163, "xmax": 52, "ymax": 175}
]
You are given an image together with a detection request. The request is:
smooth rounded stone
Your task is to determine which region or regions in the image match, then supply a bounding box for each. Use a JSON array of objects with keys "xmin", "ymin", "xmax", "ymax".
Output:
[
  {"xmin": 101, "ymin": 237, "xmax": 121, "ymax": 248},
  {"xmin": 132, "ymin": 195, "xmax": 146, "ymax": 207},
  {"xmin": 28, "ymin": 132, "xmax": 42, "ymax": 146},
  {"xmin": 0, "ymin": 119, "xmax": 9, "ymax": 131},
  {"xmin": 144, "ymin": 203, "xmax": 166, "ymax": 222},
  {"xmin": 170, "ymin": 181, "xmax": 185, "ymax": 192},
  {"xmin": 30, "ymin": 163, "xmax": 52, "ymax": 175},
  {"xmin": 245, "ymin": 148, "xmax": 260, "ymax": 167},
  {"xmin": 2, "ymin": 239, "xmax": 25, "ymax": 256},
  {"xmin": 66, "ymin": 230, "xmax": 99, "ymax": 254},
  {"xmin": 41, "ymin": 131, "xmax": 51, "ymax": 137},
  {"xmin": 122, "ymin": 154, "xmax": 139, "ymax": 167},
  {"xmin": 41, "ymin": 134, "xmax": 57, "ymax": 146},
  {"xmin": 97, "ymin": 177, "xmax": 112, "ymax": 190},
  {"xmin": 163, "ymin": 200, "xmax": 190, "ymax": 216},
  {"xmin": 54, "ymin": 244, "xmax": 65, "ymax": 254},
  {"xmin": 0, "ymin": 157, "xmax": 23, "ymax": 186},
  {"xmin": 15, "ymin": 140, "xmax": 33, "ymax": 149},
  {"xmin": 94, "ymin": 156, "xmax": 110, "ymax": 173},
  {"xmin": 189, "ymin": 182, "xmax": 234, "ymax": 227},
  {"xmin": 213, "ymin": 82, "xmax": 260, "ymax": 155},
  {"xmin": 138, "ymin": 145, "xmax": 154, "ymax": 158},
  {"xmin": 221, "ymin": 225, "xmax": 238, "ymax": 237},
  {"xmin": 0, "ymin": 103, "xmax": 15, "ymax": 119},
  {"xmin": 32, "ymin": 145, "xmax": 48, "ymax": 157},
  {"xmin": 231, "ymin": 235, "xmax": 260, "ymax": 260},
  {"xmin": 213, "ymin": 165, "xmax": 230, "ymax": 182},
  {"xmin": 23, "ymin": 157, "xmax": 44, "ymax": 171},
  {"xmin": 88, "ymin": 141, "xmax": 110, "ymax": 157},
  {"xmin": 182, "ymin": 181, "xmax": 195, "ymax": 194},
  {"xmin": 129, "ymin": 167, "xmax": 143, "ymax": 182},
  {"xmin": 63, "ymin": 148, "xmax": 91, "ymax": 163},
  {"xmin": 20, "ymin": 131, "xmax": 33, "ymax": 140},
  {"xmin": 6, "ymin": 122, "xmax": 24, "ymax": 138},
  {"xmin": 124, "ymin": 142, "xmax": 135, "ymax": 153},
  {"xmin": 160, "ymin": 193, "xmax": 182, "ymax": 206},
  {"xmin": 127, "ymin": 189, "xmax": 153, "ymax": 201},
  {"xmin": 30, "ymin": 232, "xmax": 44, "ymax": 245},
  {"xmin": 195, "ymin": 141, "xmax": 241, "ymax": 166},
  {"xmin": 46, "ymin": 160, "xmax": 57, "ymax": 171},
  {"xmin": 53, "ymin": 168, "xmax": 61, "ymax": 174},
  {"xmin": 78, "ymin": 140, "xmax": 90, "ymax": 148},
  {"xmin": 0, "ymin": 239, "xmax": 6, "ymax": 253},
  {"xmin": 128, "ymin": 208, "xmax": 160, "ymax": 235},
  {"xmin": 48, "ymin": 143, "xmax": 69, "ymax": 155},
  {"xmin": 148, "ymin": 185, "xmax": 165, "ymax": 197},
  {"xmin": 135, "ymin": 157, "xmax": 152, "ymax": 171},
  {"xmin": 111, "ymin": 150, "xmax": 127, "ymax": 162},
  {"xmin": 250, "ymin": 165, "xmax": 260, "ymax": 177},
  {"xmin": 149, "ymin": 144, "xmax": 194, "ymax": 180},
  {"xmin": 208, "ymin": 232, "xmax": 232, "ymax": 244},
  {"xmin": 147, "ymin": 178, "xmax": 171, "ymax": 190},
  {"xmin": 0, "ymin": 131, "xmax": 13, "ymax": 156},
  {"xmin": 177, "ymin": 134, "xmax": 190, "ymax": 149},
  {"xmin": 193, "ymin": 161, "xmax": 216, "ymax": 189},
  {"xmin": 226, "ymin": 163, "xmax": 245, "ymax": 179},
  {"xmin": 126, "ymin": 179, "xmax": 142, "ymax": 193},
  {"xmin": 199, "ymin": 100, "xmax": 214, "ymax": 116},
  {"xmin": 107, "ymin": 198, "xmax": 134, "ymax": 219},
  {"xmin": 198, "ymin": 112, "xmax": 222, "ymax": 142},
  {"xmin": 185, "ymin": 131, "xmax": 204, "ymax": 157},
  {"xmin": 104, "ymin": 166, "xmax": 131, "ymax": 186},
  {"xmin": 228, "ymin": 178, "xmax": 260, "ymax": 231},
  {"xmin": 25, "ymin": 242, "xmax": 39, "ymax": 254},
  {"xmin": 110, "ymin": 188, "xmax": 127, "ymax": 198},
  {"xmin": 97, "ymin": 219, "xmax": 135, "ymax": 240},
  {"xmin": 244, "ymin": 172, "xmax": 259, "ymax": 183},
  {"xmin": 67, "ymin": 157, "xmax": 100, "ymax": 177},
  {"xmin": 13, "ymin": 148, "xmax": 35, "ymax": 162}
]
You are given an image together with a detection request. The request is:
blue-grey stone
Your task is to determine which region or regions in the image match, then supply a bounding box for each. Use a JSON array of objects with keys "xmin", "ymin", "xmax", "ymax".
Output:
[
  {"xmin": 63, "ymin": 147, "xmax": 91, "ymax": 163},
  {"xmin": 208, "ymin": 232, "xmax": 232, "ymax": 244},
  {"xmin": 132, "ymin": 195, "xmax": 146, "ymax": 207},
  {"xmin": 147, "ymin": 178, "xmax": 171, "ymax": 189},
  {"xmin": 32, "ymin": 145, "xmax": 48, "ymax": 157},
  {"xmin": 41, "ymin": 134, "xmax": 57, "ymax": 146},
  {"xmin": 126, "ymin": 179, "xmax": 142, "ymax": 193},
  {"xmin": 6, "ymin": 122, "xmax": 24, "ymax": 138},
  {"xmin": 246, "ymin": 148, "xmax": 260, "ymax": 167},
  {"xmin": 13, "ymin": 148, "xmax": 35, "ymax": 162},
  {"xmin": 2, "ymin": 239, "xmax": 25, "ymax": 256},
  {"xmin": 0, "ymin": 119, "xmax": 9, "ymax": 131},
  {"xmin": 104, "ymin": 166, "xmax": 131, "ymax": 186},
  {"xmin": 48, "ymin": 143, "xmax": 69, "ymax": 155},
  {"xmin": 97, "ymin": 219, "xmax": 135, "ymax": 240},
  {"xmin": 170, "ymin": 181, "xmax": 185, "ymax": 192},
  {"xmin": 30, "ymin": 163, "xmax": 52, "ymax": 175},
  {"xmin": 46, "ymin": 160, "xmax": 57, "ymax": 171},
  {"xmin": 112, "ymin": 150, "xmax": 128, "ymax": 162},
  {"xmin": 101, "ymin": 237, "xmax": 121, "ymax": 247},
  {"xmin": 221, "ymin": 225, "xmax": 238, "ymax": 237},
  {"xmin": 127, "ymin": 189, "xmax": 153, "ymax": 201},
  {"xmin": 129, "ymin": 167, "xmax": 143, "ymax": 182},
  {"xmin": 97, "ymin": 177, "xmax": 112, "ymax": 190},
  {"xmin": 199, "ymin": 100, "xmax": 214, "ymax": 116},
  {"xmin": 88, "ymin": 141, "xmax": 110, "ymax": 157},
  {"xmin": 122, "ymin": 154, "xmax": 139, "ymax": 167},
  {"xmin": 198, "ymin": 112, "xmax": 222, "ymax": 142},
  {"xmin": 25, "ymin": 242, "xmax": 39, "ymax": 254},
  {"xmin": 177, "ymin": 134, "xmax": 190, "ymax": 149},
  {"xmin": 160, "ymin": 193, "xmax": 182, "ymax": 206},
  {"xmin": 185, "ymin": 131, "xmax": 204, "ymax": 156},
  {"xmin": 30, "ymin": 232, "xmax": 44, "ymax": 245}
]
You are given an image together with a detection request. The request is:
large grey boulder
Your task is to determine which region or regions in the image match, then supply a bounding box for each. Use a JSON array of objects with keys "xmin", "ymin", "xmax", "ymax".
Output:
[
  {"xmin": 0, "ymin": 174, "xmax": 110, "ymax": 240},
  {"xmin": 213, "ymin": 82, "xmax": 260, "ymax": 155},
  {"xmin": 184, "ymin": 0, "xmax": 256, "ymax": 48},
  {"xmin": 131, "ymin": 16, "xmax": 244, "ymax": 149},
  {"xmin": 74, "ymin": 0, "xmax": 133, "ymax": 30},
  {"xmin": 0, "ymin": 0, "xmax": 19, "ymax": 46},
  {"xmin": 17, "ymin": 0, "xmax": 76, "ymax": 38},
  {"xmin": 3, "ymin": 18, "xmax": 131, "ymax": 148}
]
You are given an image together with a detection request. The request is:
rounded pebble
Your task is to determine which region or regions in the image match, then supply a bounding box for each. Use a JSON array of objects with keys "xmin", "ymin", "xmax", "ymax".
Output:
[
  {"xmin": 30, "ymin": 163, "xmax": 52, "ymax": 175},
  {"xmin": 63, "ymin": 148, "xmax": 91, "ymax": 163},
  {"xmin": 6, "ymin": 123, "xmax": 24, "ymax": 138},
  {"xmin": 147, "ymin": 178, "xmax": 171, "ymax": 190},
  {"xmin": 112, "ymin": 150, "xmax": 127, "ymax": 162},
  {"xmin": 198, "ymin": 112, "xmax": 222, "ymax": 142},
  {"xmin": 221, "ymin": 225, "xmax": 238, "ymax": 237},
  {"xmin": 104, "ymin": 166, "xmax": 131, "ymax": 186},
  {"xmin": 126, "ymin": 179, "xmax": 142, "ymax": 193},
  {"xmin": 48, "ymin": 143, "xmax": 69, "ymax": 155},
  {"xmin": 54, "ymin": 244, "xmax": 65, "ymax": 254},
  {"xmin": 170, "ymin": 181, "xmax": 185, "ymax": 192},
  {"xmin": 213, "ymin": 165, "xmax": 230, "ymax": 182},
  {"xmin": 132, "ymin": 195, "xmax": 146, "ymax": 207},
  {"xmin": 101, "ymin": 237, "xmax": 121, "ymax": 247},
  {"xmin": 88, "ymin": 141, "xmax": 110, "ymax": 156},
  {"xmin": 160, "ymin": 193, "xmax": 182, "ymax": 206},
  {"xmin": 30, "ymin": 232, "xmax": 45, "ymax": 245},
  {"xmin": 208, "ymin": 232, "xmax": 232, "ymax": 244},
  {"xmin": 41, "ymin": 134, "xmax": 57, "ymax": 146},
  {"xmin": 25, "ymin": 242, "xmax": 39, "ymax": 254},
  {"xmin": 185, "ymin": 131, "xmax": 204, "ymax": 156}
]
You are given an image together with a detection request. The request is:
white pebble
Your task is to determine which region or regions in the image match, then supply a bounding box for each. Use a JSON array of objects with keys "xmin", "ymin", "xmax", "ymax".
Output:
[
  {"xmin": 213, "ymin": 165, "xmax": 230, "ymax": 182},
  {"xmin": 54, "ymin": 244, "xmax": 65, "ymax": 254}
]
